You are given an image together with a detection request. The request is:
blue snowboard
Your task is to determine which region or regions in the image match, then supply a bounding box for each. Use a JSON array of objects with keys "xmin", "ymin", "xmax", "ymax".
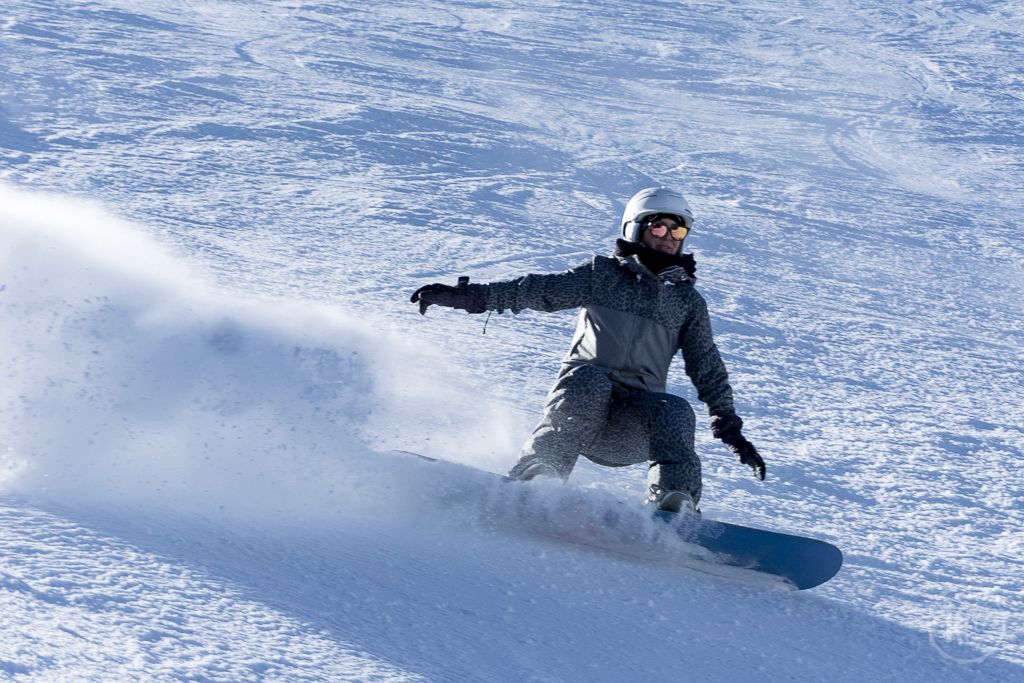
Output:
[
  {"xmin": 651, "ymin": 511, "xmax": 843, "ymax": 590},
  {"xmin": 393, "ymin": 450, "xmax": 842, "ymax": 590}
]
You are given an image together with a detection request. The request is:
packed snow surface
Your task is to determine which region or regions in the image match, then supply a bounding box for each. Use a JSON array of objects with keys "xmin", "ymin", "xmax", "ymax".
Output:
[{"xmin": 1, "ymin": 0, "xmax": 1022, "ymax": 680}]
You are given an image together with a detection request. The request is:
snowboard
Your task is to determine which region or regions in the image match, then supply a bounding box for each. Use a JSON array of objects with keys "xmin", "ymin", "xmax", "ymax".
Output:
[
  {"xmin": 392, "ymin": 450, "xmax": 843, "ymax": 590},
  {"xmin": 651, "ymin": 510, "xmax": 843, "ymax": 590}
]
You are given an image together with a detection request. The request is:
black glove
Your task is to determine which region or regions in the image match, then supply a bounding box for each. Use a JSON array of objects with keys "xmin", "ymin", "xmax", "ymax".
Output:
[
  {"xmin": 711, "ymin": 414, "xmax": 767, "ymax": 481},
  {"xmin": 410, "ymin": 278, "xmax": 487, "ymax": 315}
]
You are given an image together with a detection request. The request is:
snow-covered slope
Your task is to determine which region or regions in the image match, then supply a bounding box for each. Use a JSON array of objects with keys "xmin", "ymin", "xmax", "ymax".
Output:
[{"xmin": 1, "ymin": 0, "xmax": 1022, "ymax": 680}]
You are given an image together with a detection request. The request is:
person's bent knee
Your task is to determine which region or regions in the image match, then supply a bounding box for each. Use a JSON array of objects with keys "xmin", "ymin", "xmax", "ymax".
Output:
[{"xmin": 652, "ymin": 393, "xmax": 695, "ymax": 430}]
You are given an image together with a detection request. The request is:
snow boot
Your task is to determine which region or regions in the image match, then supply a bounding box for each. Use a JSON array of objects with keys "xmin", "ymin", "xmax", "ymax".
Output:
[
  {"xmin": 512, "ymin": 461, "xmax": 562, "ymax": 481},
  {"xmin": 646, "ymin": 484, "xmax": 700, "ymax": 515}
]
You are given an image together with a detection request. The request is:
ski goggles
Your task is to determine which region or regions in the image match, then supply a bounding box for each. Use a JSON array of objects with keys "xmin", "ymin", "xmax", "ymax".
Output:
[{"xmin": 643, "ymin": 215, "xmax": 689, "ymax": 241}]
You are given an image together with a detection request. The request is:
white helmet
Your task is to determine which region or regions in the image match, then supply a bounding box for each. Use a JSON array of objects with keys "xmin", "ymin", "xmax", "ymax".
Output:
[{"xmin": 620, "ymin": 187, "xmax": 694, "ymax": 252}]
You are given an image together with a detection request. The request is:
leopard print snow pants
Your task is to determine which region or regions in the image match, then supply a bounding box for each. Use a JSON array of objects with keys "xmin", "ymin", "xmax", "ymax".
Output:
[{"xmin": 508, "ymin": 363, "xmax": 703, "ymax": 503}]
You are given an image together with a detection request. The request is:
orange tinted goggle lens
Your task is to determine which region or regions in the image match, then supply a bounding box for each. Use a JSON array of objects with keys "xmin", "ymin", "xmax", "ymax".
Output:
[{"xmin": 648, "ymin": 220, "xmax": 688, "ymax": 240}]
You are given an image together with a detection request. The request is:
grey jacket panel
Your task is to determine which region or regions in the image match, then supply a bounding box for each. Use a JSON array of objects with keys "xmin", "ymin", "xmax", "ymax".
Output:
[
  {"xmin": 565, "ymin": 304, "xmax": 678, "ymax": 394},
  {"xmin": 484, "ymin": 254, "xmax": 735, "ymax": 417}
]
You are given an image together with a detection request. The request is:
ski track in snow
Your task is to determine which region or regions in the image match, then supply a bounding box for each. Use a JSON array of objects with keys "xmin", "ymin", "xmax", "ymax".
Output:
[{"xmin": 1, "ymin": 0, "xmax": 1023, "ymax": 680}]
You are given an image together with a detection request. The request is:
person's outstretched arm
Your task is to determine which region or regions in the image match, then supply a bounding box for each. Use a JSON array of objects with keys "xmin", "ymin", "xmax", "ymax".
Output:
[{"xmin": 411, "ymin": 260, "xmax": 596, "ymax": 315}]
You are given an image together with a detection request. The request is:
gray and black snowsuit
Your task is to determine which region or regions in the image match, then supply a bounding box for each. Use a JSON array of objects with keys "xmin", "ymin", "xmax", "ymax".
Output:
[{"xmin": 482, "ymin": 252, "xmax": 735, "ymax": 504}]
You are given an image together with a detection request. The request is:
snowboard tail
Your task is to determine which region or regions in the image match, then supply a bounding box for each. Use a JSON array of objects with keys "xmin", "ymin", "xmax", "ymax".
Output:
[{"xmin": 654, "ymin": 511, "xmax": 843, "ymax": 590}]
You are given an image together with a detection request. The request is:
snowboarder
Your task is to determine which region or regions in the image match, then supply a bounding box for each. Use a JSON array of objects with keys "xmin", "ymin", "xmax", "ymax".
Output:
[{"xmin": 410, "ymin": 187, "xmax": 765, "ymax": 513}]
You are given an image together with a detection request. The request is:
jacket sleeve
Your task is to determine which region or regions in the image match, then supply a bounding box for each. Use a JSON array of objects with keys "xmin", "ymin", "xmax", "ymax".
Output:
[
  {"xmin": 678, "ymin": 291, "xmax": 735, "ymax": 418},
  {"xmin": 484, "ymin": 260, "xmax": 595, "ymax": 314}
]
